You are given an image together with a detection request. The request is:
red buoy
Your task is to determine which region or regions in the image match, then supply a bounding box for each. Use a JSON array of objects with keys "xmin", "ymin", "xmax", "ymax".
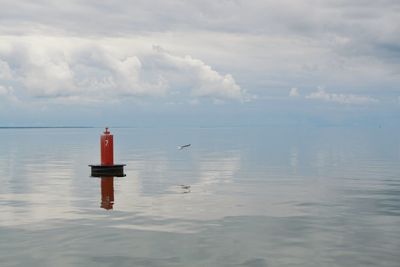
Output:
[
  {"xmin": 101, "ymin": 127, "xmax": 113, "ymax": 165},
  {"xmin": 90, "ymin": 127, "xmax": 125, "ymax": 177}
]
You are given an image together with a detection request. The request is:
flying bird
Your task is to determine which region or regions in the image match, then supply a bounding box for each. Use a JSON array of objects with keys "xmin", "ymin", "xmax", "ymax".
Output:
[{"xmin": 177, "ymin": 144, "xmax": 191, "ymax": 150}]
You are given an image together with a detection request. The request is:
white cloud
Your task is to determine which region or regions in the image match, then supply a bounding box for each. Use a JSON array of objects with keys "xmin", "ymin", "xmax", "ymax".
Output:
[
  {"xmin": 155, "ymin": 46, "xmax": 246, "ymax": 101},
  {"xmin": 74, "ymin": 49, "xmax": 168, "ymax": 98},
  {"xmin": 306, "ymin": 87, "xmax": 378, "ymax": 105},
  {"xmin": 22, "ymin": 55, "xmax": 76, "ymax": 97},
  {"xmin": 0, "ymin": 37, "xmax": 246, "ymax": 103},
  {"xmin": 289, "ymin": 87, "xmax": 299, "ymax": 97}
]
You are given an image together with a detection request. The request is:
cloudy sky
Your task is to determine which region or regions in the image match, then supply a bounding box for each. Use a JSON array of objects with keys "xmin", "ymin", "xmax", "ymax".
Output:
[{"xmin": 0, "ymin": 0, "xmax": 399, "ymax": 126}]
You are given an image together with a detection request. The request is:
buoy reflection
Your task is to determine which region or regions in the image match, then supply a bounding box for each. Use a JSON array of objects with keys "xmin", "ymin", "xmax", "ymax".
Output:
[{"xmin": 100, "ymin": 177, "xmax": 114, "ymax": 210}]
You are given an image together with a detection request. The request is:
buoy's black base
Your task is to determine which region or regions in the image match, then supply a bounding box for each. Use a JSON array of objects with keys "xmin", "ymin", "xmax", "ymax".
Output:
[{"xmin": 89, "ymin": 164, "xmax": 126, "ymax": 177}]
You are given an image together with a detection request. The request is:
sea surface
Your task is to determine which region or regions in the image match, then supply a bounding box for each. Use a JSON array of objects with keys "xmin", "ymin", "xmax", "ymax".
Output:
[{"xmin": 0, "ymin": 126, "xmax": 399, "ymax": 267}]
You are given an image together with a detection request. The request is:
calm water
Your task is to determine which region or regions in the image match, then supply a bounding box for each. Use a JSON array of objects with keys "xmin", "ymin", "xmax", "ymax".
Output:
[{"xmin": 0, "ymin": 126, "xmax": 399, "ymax": 267}]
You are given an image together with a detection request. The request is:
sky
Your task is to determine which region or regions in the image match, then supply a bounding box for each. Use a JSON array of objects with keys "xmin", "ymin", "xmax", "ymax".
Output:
[{"xmin": 0, "ymin": 0, "xmax": 399, "ymax": 127}]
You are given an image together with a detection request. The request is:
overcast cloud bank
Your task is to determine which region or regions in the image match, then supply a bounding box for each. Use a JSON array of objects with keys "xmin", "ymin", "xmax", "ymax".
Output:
[{"xmin": 0, "ymin": 0, "xmax": 399, "ymax": 125}]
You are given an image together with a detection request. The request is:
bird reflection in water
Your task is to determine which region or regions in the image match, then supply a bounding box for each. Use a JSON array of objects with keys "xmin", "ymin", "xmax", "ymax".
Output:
[{"xmin": 100, "ymin": 177, "xmax": 114, "ymax": 210}]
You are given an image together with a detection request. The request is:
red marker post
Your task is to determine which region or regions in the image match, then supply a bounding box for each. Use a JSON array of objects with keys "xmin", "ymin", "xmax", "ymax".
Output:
[{"xmin": 101, "ymin": 127, "xmax": 114, "ymax": 165}]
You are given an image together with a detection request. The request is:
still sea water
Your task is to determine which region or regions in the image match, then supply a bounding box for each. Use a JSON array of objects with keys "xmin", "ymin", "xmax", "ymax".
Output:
[{"xmin": 0, "ymin": 126, "xmax": 399, "ymax": 267}]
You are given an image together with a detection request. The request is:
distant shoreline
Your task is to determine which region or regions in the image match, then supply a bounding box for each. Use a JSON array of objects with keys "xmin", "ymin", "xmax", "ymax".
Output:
[{"xmin": 0, "ymin": 126, "xmax": 95, "ymax": 129}]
